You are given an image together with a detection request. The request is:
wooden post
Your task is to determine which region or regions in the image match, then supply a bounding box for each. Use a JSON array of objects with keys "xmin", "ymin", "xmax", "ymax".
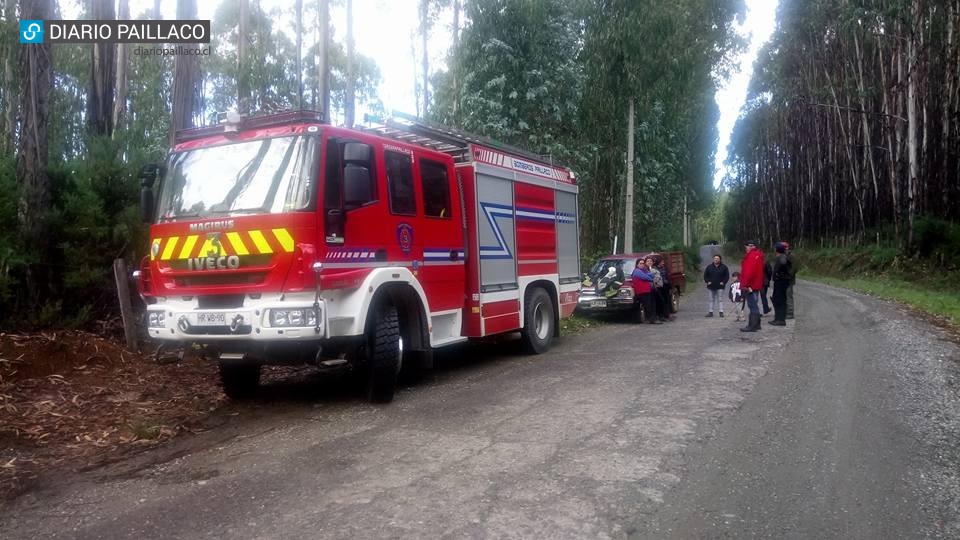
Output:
[{"xmin": 113, "ymin": 258, "xmax": 138, "ymax": 351}]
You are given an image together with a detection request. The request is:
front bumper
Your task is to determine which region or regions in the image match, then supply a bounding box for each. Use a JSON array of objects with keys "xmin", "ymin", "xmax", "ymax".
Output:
[
  {"xmin": 576, "ymin": 294, "xmax": 636, "ymax": 312},
  {"xmin": 146, "ymin": 293, "xmax": 327, "ymax": 342}
]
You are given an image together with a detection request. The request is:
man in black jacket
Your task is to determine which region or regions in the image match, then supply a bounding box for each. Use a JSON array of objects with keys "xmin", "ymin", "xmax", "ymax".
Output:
[
  {"xmin": 769, "ymin": 243, "xmax": 792, "ymax": 326},
  {"xmin": 703, "ymin": 255, "xmax": 730, "ymax": 317}
]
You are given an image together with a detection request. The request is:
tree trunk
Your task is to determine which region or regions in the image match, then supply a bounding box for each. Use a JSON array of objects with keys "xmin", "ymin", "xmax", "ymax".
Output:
[
  {"xmin": 318, "ymin": 0, "xmax": 330, "ymax": 121},
  {"xmin": 420, "ymin": 0, "xmax": 429, "ymax": 118},
  {"xmin": 238, "ymin": 0, "xmax": 250, "ymax": 113},
  {"xmin": 451, "ymin": 0, "xmax": 460, "ymax": 124},
  {"xmin": 170, "ymin": 0, "xmax": 201, "ymax": 145},
  {"xmin": 296, "ymin": 0, "xmax": 303, "ymax": 110},
  {"xmin": 0, "ymin": 0, "xmax": 16, "ymax": 155},
  {"xmin": 16, "ymin": 0, "xmax": 55, "ymax": 302},
  {"xmin": 345, "ymin": 0, "xmax": 355, "ymax": 127},
  {"xmin": 87, "ymin": 0, "xmax": 116, "ymax": 137},
  {"xmin": 112, "ymin": 0, "xmax": 130, "ymax": 140},
  {"xmin": 624, "ymin": 97, "xmax": 634, "ymax": 253},
  {"xmin": 907, "ymin": 1, "xmax": 920, "ymax": 249}
]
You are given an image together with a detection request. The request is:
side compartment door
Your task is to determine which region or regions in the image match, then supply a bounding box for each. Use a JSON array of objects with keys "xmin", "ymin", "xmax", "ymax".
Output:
[{"xmin": 476, "ymin": 172, "xmax": 517, "ymax": 292}]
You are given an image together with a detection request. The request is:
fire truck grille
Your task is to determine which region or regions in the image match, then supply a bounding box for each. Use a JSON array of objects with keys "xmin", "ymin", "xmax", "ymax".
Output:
[
  {"xmin": 197, "ymin": 295, "xmax": 246, "ymax": 309},
  {"xmin": 175, "ymin": 273, "xmax": 268, "ymax": 287}
]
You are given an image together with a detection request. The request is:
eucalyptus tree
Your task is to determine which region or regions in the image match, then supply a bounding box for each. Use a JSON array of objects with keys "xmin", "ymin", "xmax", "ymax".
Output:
[{"xmin": 725, "ymin": 0, "xmax": 960, "ymax": 250}]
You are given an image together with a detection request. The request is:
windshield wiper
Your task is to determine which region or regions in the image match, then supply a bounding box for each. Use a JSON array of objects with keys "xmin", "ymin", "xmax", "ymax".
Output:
[{"xmin": 160, "ymin": 211, "xmax": 205, "ymax": 222}]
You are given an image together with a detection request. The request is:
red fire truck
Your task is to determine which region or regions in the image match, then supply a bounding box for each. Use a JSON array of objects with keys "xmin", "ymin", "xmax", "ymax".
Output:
[{"xmin": 136, "ymin": 111, "xmax": 580, "ymax": 402}]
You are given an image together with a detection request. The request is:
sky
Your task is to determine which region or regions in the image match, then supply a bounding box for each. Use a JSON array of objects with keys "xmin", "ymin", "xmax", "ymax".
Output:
[
  {"xmin": 65, "ymin": 0, "xmax": 777, "ymax": 183},
  {"xmin": 713, "ymin": 0, "xmax": 780, "ymax": 188}
]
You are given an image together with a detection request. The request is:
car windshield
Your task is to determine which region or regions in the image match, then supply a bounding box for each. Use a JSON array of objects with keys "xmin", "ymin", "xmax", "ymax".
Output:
[
  {"xmin": 156, "ymin": 135, "xmax": 318, "ymax": 221},
  {"xmin": 589, "ymin": 258, "xmax": 636, "ymax": 281}
]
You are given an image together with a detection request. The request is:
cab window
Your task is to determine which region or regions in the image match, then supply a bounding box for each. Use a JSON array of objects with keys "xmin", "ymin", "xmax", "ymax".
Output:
[
  {"xmin": 420, "ymin": 159, "xmax": 451, "ymax": 219},
  {"xmin": 386, "ymin": 150, "xmax": 416, "ymax": 215}
]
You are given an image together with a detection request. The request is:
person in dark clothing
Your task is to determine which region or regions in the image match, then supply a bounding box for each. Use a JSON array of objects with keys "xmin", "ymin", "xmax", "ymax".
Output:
[
  {"xmin": 761, "ymin": 260, "xmax": 772, "ymax": 315},
  {"xmin": 769, "ymin": 242, "xmax": 792, "ymax": 326},
  {"xmin": 646, "ymin": 256, "xmax": 668, "ymax": 322},
  {"xmin": 656, "ymin": 256, "xmax": 674, "ymax": 321},
  {"xmin": 703, "ymin": 255, "xmax": 729, "ymax": 317}
]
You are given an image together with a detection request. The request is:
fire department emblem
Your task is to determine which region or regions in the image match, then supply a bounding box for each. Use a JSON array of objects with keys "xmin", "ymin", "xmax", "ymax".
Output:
[{"xmin": 397, "ymin": 223, "xmax": 413, "ymax": 254}]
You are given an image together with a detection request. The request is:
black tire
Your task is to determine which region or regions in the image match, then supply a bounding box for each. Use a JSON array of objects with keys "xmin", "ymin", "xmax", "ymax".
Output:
[
  {"xmin": 218, "ymin": 362, "xmax": 261, "ymax": 399},
  {"xmin": 365, "ymin": 304, "xmax": 402, "ymax": 403},
  {"xmin": 521, "ymin": 287, "xmax": 555, "ymax": 354}
]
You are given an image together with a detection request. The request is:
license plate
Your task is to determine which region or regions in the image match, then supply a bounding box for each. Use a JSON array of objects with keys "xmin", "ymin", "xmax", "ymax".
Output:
[
  {"xmin": 590, "ymin": 300, "xmax": 606, "ymax": 308},
  {"xmin": 196, "ymin": 312, "xmax": 226, "ymax": 326}
]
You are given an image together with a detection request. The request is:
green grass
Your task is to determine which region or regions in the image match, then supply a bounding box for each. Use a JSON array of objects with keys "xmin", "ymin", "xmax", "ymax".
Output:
[
  {"xmin": 804, "ymin": 272, "xmax": 960, "ymax": 327},
  {"xmin": 559, "ymin": 313, "xmax": 605, "ymax": 335}
]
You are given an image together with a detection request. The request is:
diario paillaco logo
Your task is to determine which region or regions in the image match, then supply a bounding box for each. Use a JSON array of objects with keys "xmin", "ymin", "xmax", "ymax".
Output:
[{"xmin": 20, "ymin": 20, "xmax": 44, "ymax": 44}]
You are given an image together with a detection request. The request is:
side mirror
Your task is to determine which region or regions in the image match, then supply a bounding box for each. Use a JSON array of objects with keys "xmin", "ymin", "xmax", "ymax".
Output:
[
  {"xmin": 138, "ymin": 163, "xmax": 163, "ymax": 223},
  {"xmin": 343, "ymin": 142, "xmax": 371, "ymax": 163},
  {"xmin": 138, "ymin": 163, "xmax": 162, "ymax": 188},
  {"xmin": 343, "ymin": 165, "xmax": 373, "ymax": 208},
  {"xmin": 140, "ymin": 187, "xmax": 154, "ymax": 223}
]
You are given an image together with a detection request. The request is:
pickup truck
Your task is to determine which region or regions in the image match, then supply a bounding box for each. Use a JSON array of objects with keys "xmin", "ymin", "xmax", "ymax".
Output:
[{"xmin": 576, "ymin": 251, "xmax": 687, "ymax": 320}]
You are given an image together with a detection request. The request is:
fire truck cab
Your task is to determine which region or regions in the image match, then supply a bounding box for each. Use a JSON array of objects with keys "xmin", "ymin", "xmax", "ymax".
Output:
[{"xmin": 137, "ymin": 111, "xmax": 580, "ymax": 402}]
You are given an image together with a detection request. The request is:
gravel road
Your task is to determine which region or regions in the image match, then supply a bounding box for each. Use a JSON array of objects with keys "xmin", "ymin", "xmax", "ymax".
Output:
[{"xmin": 1, "ymin": 280, "xmax": 958, "ymax": 538}]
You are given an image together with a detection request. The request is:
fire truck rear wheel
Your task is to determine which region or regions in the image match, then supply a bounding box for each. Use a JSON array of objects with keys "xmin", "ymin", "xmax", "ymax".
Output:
[
  {"xmin": 218, "ymin": 362, "xmax": 261, "ymax": 399},
  {"xmin": 365, "ymin": 303, "xmax": 402, "ymax": 403},
  {"xmin": 522, "ymin": 287, "xmax": 555, "ymax": 354}
]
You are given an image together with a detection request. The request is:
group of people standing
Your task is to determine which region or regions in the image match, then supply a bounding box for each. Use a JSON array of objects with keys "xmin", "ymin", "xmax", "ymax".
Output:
[
  {"xmin": 701, "ymin": 240, "xmax": 796, "ymax": 332},
  {"xmin": 630, "ymin": 255, "xmax": 676, "ymax": 324}
]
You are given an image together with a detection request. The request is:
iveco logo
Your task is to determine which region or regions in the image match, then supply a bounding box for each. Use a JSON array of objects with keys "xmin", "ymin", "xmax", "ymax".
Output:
[
  {"xmin": 188, "ymin": 255, "xmax": 241, "ymax": 271},
  {"xmin": 189, "ymin": 219, "xmax": 235, "ymax": 232}
]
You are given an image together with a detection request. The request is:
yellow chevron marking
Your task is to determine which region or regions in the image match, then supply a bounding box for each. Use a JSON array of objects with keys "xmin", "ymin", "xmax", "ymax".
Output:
[
  {"xmin": 272, "ymin": 228, "xmax": 295, "ymax": 252},
  {"xmin": 178, "ymin": 235, "xmax": 198, "ymax": 259},
  {"xmin": 248, "ymin": 230, "xmax": 273, "ymax": 254},
  {"xmin": 160, "ymin": 236, "xmax": 179, "ymax": 260},
  {"xmin": 226, "ymin": 232, "xmax": 249, "ymax": 255},
  {"xmin": 150, "ymin": 238, "xmax": 161, "ymax": 261}
]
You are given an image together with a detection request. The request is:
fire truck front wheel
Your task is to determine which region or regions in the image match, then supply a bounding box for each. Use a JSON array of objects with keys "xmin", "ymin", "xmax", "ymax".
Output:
[
  {"xmin": 365, "ymin": 303, "xmax": 402, "ymax": 403},
  {"xmin": 522, "ymin": 287, "xmax": 555, "ymax": 354},
  {"xmin": 217, "ymin": 362, "xmax": 261, "ymax": 399}
]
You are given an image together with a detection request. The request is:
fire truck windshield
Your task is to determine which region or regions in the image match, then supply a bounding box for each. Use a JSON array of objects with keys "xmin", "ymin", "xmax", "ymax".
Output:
[{"xmin": 156, "ymin": 135, "xmax": 318, "ymax": 221}]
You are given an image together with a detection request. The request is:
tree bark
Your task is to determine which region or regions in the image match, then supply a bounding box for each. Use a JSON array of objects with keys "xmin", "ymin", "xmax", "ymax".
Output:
[
  {"xmin": 238, "ymin": 0, "xmax": 250, "ymax": 113},
  {"xmin": 420, "ymin": 0, "xmax": 429, "ymax": 118},
  {"xmin": 318, "ymin": 0, "xmax": 330, "ymax": 121},
  {"xmin": 296, "ymin": 0, "xmax": 303, "ymax": 110},
  {"xmin": 112, "ymin": 0, "xmax": 130, "ymax": 140},
  {"xmin": 87, "ymin": 0, "xmax": 116, "ymax": 137},
  {"xmin": 170, "ymin": 0, "xmax": 201, "ymax": 145},
  {"xmin": 16, "ymin": 0, "xmax": 55, "ymax": 302},
  {"xmin": 345, "ymin": 0, "xmax": 355, "ymax": 127},
  {"xmin": 451, "ymin": 0, "xmax": 460, "ymax": 124},
  {"xmin": 907, "ymin": 1, "xmax": 920, "ymax": 249}
]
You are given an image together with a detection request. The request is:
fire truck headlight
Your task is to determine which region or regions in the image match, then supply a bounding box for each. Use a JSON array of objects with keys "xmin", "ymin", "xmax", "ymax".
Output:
[
  {"xmin": 147, "ymin": 311, "xmax": 165, "ymax": 327},
  {"xmin": 270, "ymin": 310, "xmax": 289, "ymax": 327},
  {"xmin": 269, "ymin": 308, "xmax": 320, "ymax": 327},
  {"xmin": 618, "ymin": 288, "xmax": 634, "ymax": 298}
]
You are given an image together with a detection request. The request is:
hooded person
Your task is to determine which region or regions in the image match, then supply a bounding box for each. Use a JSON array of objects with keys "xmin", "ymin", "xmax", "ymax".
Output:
[
  {"xmin": 739, "ymin": 239, "xmax": 765, "ymax": 332},
  {"xmin": 769, "ymin": 242, "xmax": 792, "ymax": 326},
  {"xmin": 783, "ymin": 241, "xmax": 797, "ymax": 319}
]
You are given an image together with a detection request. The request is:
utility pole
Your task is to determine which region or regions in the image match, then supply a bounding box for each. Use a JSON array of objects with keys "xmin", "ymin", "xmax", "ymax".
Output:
[
  {"xmin": 624, "ymin": 98, "xmax": 635, "ymax": 253},
  {"xmin": 683, "ymin": 193, "xmax": 689, "ymax": 247}
]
